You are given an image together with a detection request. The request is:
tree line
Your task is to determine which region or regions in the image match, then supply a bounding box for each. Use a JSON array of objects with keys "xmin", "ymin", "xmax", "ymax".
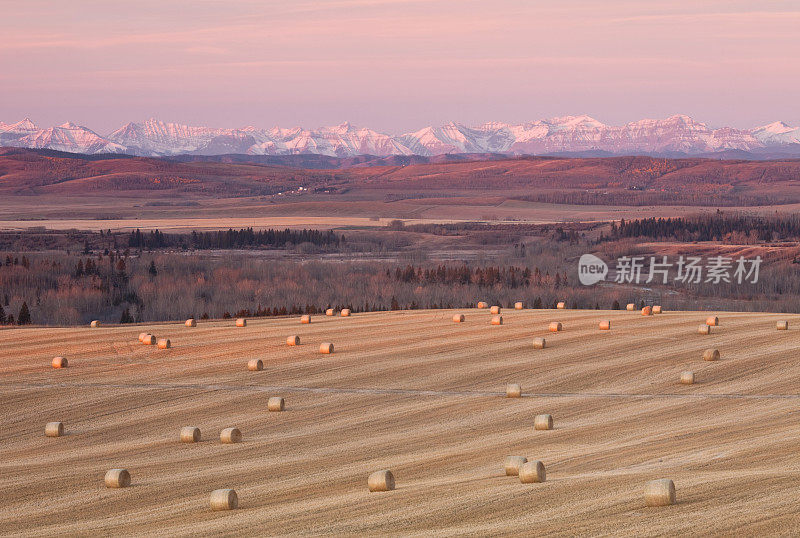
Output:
[
  {"xmin": 608, "ymin": 215, "xmax": 800, "ymax": 242},
  {"xmin": 127, "ymin": 227, "xmax": 343, "ymax": 250}
]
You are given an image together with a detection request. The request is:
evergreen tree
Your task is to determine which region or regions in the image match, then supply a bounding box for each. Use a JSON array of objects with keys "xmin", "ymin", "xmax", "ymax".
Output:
[
  {"xmin": 17, "ymin": 302, "xmax": 31, "ymax": 325},
  {"xmin": 120, "ymin": 308, "xmax": 133, "ymax": 324},
  {"xmin": 148, "ymin": 260, "xmax": 158, "ymax": 276}
]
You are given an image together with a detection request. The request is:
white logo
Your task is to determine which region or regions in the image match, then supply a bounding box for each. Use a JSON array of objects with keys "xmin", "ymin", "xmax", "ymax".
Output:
[{"xmin": 578, "ymin": 254, "xmax": 608, "ymax": 286}]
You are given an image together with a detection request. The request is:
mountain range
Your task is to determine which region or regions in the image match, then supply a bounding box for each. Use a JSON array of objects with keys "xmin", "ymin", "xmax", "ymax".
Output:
[{"xmin": 2, "ymin": 115, "xmax": 800, "ymax": 159}]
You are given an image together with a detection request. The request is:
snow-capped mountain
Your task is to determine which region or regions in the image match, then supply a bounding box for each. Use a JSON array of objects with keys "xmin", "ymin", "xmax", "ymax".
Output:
[
  {"xmin": 2, "ymin": 115, "xmax": 799, "ymax": 157},
  {"xmin": 2, "ymin": 120, "xmax": 125, "ymax": 154}
]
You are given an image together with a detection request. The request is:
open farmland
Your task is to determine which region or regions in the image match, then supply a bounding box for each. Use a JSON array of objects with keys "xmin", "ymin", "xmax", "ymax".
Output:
[{"xmin": 1, "ymin": 308, "xmax": 799, "ymax": 535}]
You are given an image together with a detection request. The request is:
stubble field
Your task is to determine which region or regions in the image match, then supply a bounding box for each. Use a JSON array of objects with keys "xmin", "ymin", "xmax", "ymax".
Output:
[{"xmin": 1, "ymin": 308, "xmax": 799, "ymax": 535}]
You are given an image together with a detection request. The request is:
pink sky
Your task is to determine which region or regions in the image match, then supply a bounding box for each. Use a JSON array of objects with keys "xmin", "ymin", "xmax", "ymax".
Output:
[{"xmin": 1, "ymin": 0, "xmax": 799, "ymax": 133}]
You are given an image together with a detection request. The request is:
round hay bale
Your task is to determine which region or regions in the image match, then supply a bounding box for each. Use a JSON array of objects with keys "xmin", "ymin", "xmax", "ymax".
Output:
[
  {"xmin": 138, "ymin": 332, "xmax": 148, "ymax": 342},
  {"xmin": 320, "ymin": 342, "xmax": 334, "ymax": 354},
  {"xmin": 490, "ymin": 305, "xmax": 501, "ymax": 314},
  {"xmin": 286, "ymin": 335, "xmax": 300, "ymax": 346},
  {"xmin": 549, "ymin": 322, "xmax": 562, "ymax": 332},
  {"xmin": 52, "ymin": 356, "xmax": 68, "ymax": 369},
  {"xmin": 45, "ymin": 422, "xmax": 64, "ymax": 437},
  {"xmin": 653, "ymin": 305, "xmax": 663, "ymax": 314},
  {"xmin": 300, "ymin": 315, "xmax": 311, "ymax": 324},
  {"xmin": 644, "ymin": 478, "xmax": 676, "ymax": 507},
  {"xmin": 514, "ymin": 302, "xmax": 523, "ymax": 310},
  {"xmin": 267, "ymin": 396, "xmax": 285, "ymax": 412},
  {"xmin": 556, "ymin": 302, "xmax": 566, "ymax": 309},
  {"xmin": 247, "ymin": 359, "xmax": 263, "ymax": 371},
  {"xmin": 341, "ymin": 309, "xmax": 351, "ymax": 317},
  {"xmin": 90, "ymin": 320, "xmax": 100, "ymax": 328},
  {"xmin": 220, "ymin": 427, "xmax": 242, "ymax": 444},
  {"xmin": 706, "ymin": 316, "xmax": 719, "ymax": 326},
  {"xmin": 703, "ymin": 348, "xmax": 720, "ymax": 361},
  {"xmin": 210, "ymin": 489, "xmax": 238, "ymax": 511},
  {"xmin": 641, "ymin": 306, "xmax": 653, "ymax": 316},
  {"xmin": 533, "ymin": 337, "xmax": 546, "ymax": 349},
  {"xmin": 519, "ymin": 460, "xmax": 546, "ymax": 483},
  {"xmin": 599, "ymin": 320, "xmax": 611, "ymax": 330},
  {"xmin": 185, "ymin": 319, "xmax": 196, "ymax": 327},
  {"xmin": 157, "ymin": 338, "xmax": 171, "ymax": 349},
  {"xmin": 180, "ymin": 426, "xmax": 201, "ymax": 443},
  {"xmin": 368, "ymin": 470, "xmax": 395, "ymax": 492},
  {"xmin": 325, "ymin": 308, "xmax": 335, "ymax": 316},
  {"xmin": 506, "ymin": 383, "xmax": 522, "ymax": 398},
  {"xmin": 491, "ymin": 315, "xmax": 503, "ymax": 325},
  {"xmin": 698, "ymin": 325, "xmax": 711, "ymax": 335},
  {"xmin": 504, "ymin": 456, "xmax": 527, "ymax": 476},
  {"xmin": 777, "ymin": 320, "xmax": 789, "ymax": 330},
  {"xmin": 142, "ymin": 334, "xmax": 156, "ymax": 345},
  {"xmin": 104, "ymin": 469, "xmax": 131, "ymax": 488},
  {"xmin": 626, "ymin": 303, "xmax": 635, "ymax": 311},
  {"xmin": 680, "ymin": 371, "xmax": 695, "ymax": 384},
  {"xmin": 236, "ymin": 318, "xmax": 247, "ymax": 327},
  {"xmin": 477, "ymin": 301, "xmax": 488, "ymax": 309},
  {"xmin": 534, "ymin": 414, "xmax": 553, "ymax": 430},
  {"xmin": 452, "ymin": 314, "xmax": 465, "ymax": 323}
]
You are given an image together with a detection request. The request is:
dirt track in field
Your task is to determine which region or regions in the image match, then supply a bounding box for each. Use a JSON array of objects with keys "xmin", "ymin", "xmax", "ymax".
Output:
[{"xmin": 1, "ymin": 309, "xmax": 799, "ymax": 536}]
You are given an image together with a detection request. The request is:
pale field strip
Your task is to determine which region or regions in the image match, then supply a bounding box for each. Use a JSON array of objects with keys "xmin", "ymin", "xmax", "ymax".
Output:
[{"xmin": 1, "ymin": 309, "xmax": 800, "ymax": 535}]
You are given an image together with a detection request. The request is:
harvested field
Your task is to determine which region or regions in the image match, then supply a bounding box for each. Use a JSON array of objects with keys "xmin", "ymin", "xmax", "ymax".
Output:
[{"xmin": 1, "ymin": 309, "xmax": 800, "ymax": 535}]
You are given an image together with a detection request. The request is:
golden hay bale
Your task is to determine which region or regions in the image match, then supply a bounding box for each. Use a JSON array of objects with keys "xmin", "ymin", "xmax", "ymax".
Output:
[
  {"xmin": 490, "ymin": 305, "xmax": 501, "ymax": 314},
  {"xmin": 491, "ymin": 315, "xmax": 503, "ymax": 325},
  {"xmin": 703, "ymin": 348, "xmax": 720, "ymax": 361},
  {"xmin": 104, "ymin": 469, "xmax": 131, "ymax": 488},
  {"xmin": 341, "ymin": 309, "xmax": 351, "ymax": 317},
  {"xmin": 180, "ymin": 426, "xmax": 201, "ymax": 443},
  {"xmin": 506, "ymin": 383, "xmax": 522, "ymax": 398},
  {"xmin": 549, "ymin": 322, "xmax": 562, "ymax": 332},
  {"xmin": 142, "ymin": 334, "xmax": 156, "ymax": 345},
  {"xmin": 519, "ymin": 460, "xmax": 546, "ymax": 483},
  {"xmin": 45, "ymin": 422, "xmax": 64, "ymax": 437},
  {"xmin": 268, "ymin": 397, "xmax": 285, "ymax": 412},
  {"xmin": 534, "ymin": 414, "xmax": 553, "ymax": 430},
  {"xmin": 514, "ymin": 302, "xmax": 523, "ymax": 310},
  {"xmin": 320, "ymin": 342, "xmax": 334, "ymax": 354},
  {"xmin": 325, "ymin": 308, "xmax": 334, "ymax": 316},
  {"xmin": 210, "ymin": 489, "xmax": 238, "ymax": 511},
  {"xmin": 641, "ymin": 306, "xmax": 653, "ymax": 316},
  {"xmin": 626, "ymin": 303, "xmax": 635, "ymax": 311},
  {"xmin": 533, "ymin": 337, "xmax": 546, "ymax": 349},
  {"xmin": 286, "ymin": 335, "xmax": 300, "ymax": 346},
  {"xmin": 777, "ymin": 320, "xmax": 789, "ymax": 330},
  {"xmin": 698, "ymin": 325, "xmax": 711, "ymax": 335},
  {"xmin": 236, "ymin": 318, "xmax": 247, "ymax": 327},
  {"xmin": 645, "ymin": 478, "xmax": 676, "ymax": 507},
  {"xmin": 138, "ymin": 332, "xmax": 148, "ymax": 342},
  {"xmin": 185, "ymin": 319, "xmax": 196, "ymax": 327},
  {"xmin": 220, "ymin": 427, "xmax": 242, "ymax": 444},
  {"xmin": 300, "ymin": 315, "xmax": 311, "ymax": 324},
  {"xmin": 157, "ymin": 338, "xmax": 171, "ymax": 349},
  {"xmin": 556, "ymin": 302, "xmax": 566, "ymax": 309},
  {"xmin": 706, "ymin": 316, "xmax": 719, "ymax": 326},
  {"xmin": 477, "ymin": 301, "xmax": 488, "ymax": 309},
  {"xmin": 504, "ymin": 456, "xmax": 527, "ymax": 476},
  {"xmin": 247, "ymin": 359, "xmax": 263, "ymax": 371},
  {"xmin": 680, "ymin": 371, "xmax": 695, "ymax": 384},
  {"xmin": 599, "ymin": 320, "xmax": 611, "ymax": 330},
  {"xmin": 368, "ymin": 470, "xmax": 395, "ymax": 492},
  {"xmin": 653, "ymin": 305, "xmax": 663, "ymax": 314},
  {"xmin": 90, "ymin": 320, "xmax": 100, "ymax": 328},
  {"xmin": 452, "ymin": 314, "xmax": 465, "ymax": 323},
  {"xmin": 52, "ymin": 356, "xmax": 68, "ymax": 369}
]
